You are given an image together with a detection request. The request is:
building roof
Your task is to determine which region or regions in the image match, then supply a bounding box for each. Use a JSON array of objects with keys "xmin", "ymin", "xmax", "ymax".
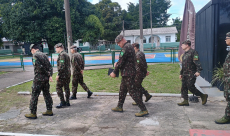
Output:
[{"xmin": 120, "ymin": 26, "xmax": 178, "ymax": 36}]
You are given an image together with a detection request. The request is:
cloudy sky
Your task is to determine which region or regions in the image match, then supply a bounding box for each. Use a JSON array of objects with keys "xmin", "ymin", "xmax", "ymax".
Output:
[{"xmin": 88, "ymin": 0, "xmax": 211, "ymax": 25}]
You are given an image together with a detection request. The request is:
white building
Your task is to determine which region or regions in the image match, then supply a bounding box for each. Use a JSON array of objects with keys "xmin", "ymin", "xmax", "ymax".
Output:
[{"xmin": 120, "ymin": 26, "xmax": 178, "ymax": 47}]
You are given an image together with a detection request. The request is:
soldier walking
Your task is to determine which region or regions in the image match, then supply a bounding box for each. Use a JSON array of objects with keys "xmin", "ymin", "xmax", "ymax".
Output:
[
  {"xmin": 55, "ymin": 43, "xmax": 71, "ymax": 108},
  {"xmin": 215, "ymin": 32, "xmax": 230, "ymax": 124},
  {"xmin": 69, "ymin": 45, "xmax": 93, "ymax": 100},
  {"xmin": 25, "ymin": 44, "xmax": 53, "ymax": 119},
  {"xmin": 131, "ymin": 43, "xmax": 152, "ymax": 105},
  {"xmin": 110, "ymin": 35, "xmax": 148, "ymax": 117},
  {"xmin": 178, "ymin": 40, "xmax": 208, "ymax": 106}
]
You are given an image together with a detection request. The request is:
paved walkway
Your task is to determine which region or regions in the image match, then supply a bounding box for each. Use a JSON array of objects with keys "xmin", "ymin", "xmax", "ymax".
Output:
[
  {"xmin": 0, "ymin": 94, "xmax": 229, "ymax": 136},
  {"xmin": 0, "ymin": 65, "xmax": 229, "ymax": 136}
]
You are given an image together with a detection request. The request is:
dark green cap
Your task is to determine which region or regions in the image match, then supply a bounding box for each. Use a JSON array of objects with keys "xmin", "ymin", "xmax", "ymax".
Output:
[
  {"xmin": 30, "ymin": 44, "xmax": 35, "ymax": 51},
  {"xmin": 55, "ymin": 43, "xmax": 63, "ymax": 48},
  {"xmin": 226, "ymin": 32, "xmax": 230, "ymax": 37}
]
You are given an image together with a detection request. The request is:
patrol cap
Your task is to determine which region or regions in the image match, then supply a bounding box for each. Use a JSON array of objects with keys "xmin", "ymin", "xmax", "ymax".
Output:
[
  {"xmin": 182, "ymin": 40, "xmax": 191, "ymax": 46},
  {"xmin": 115, "ymin": 35, "xmax": 124, "ymax": 43},
  {"xmin": 226, "ymin": 32, "xmax": 230, "ymax": 37},
  {"xmin": 55, "ymin": 43, "xmax": 63, "ymax": 48},
  {"xmin": 70, "ymin": 45, "xmax": 77, "ymax": 49},
  {"xmin": 30, "ymin": 44, "xmax": 35, "ymax": 51},
  {"xmin": 132, "ymin": 43, "xmax": 139, "ymax": 48}
]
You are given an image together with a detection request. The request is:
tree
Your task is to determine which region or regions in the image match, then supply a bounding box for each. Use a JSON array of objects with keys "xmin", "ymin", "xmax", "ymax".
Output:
[
  {"xmin": 171, "ymin": 17, "xmax": 182, "ymax": 42},
  {"xmin": 1, "ymin": 0, "xmax": 102, "ymax": 47},
  {"xmin": 125, "ymin": 0, "xmax": 171, "ymax": 29},
  {"xmin": 95, "ymin": 0, "xmax": 123, "ymax": 41},
  {"xmin": 82, "ymin": 15, "xmax": 104, "ymax": 44}
]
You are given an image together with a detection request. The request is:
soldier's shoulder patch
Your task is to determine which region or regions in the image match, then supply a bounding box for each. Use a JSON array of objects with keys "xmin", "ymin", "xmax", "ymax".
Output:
[
  {"xmin": 60, "ymin": 60, "xmax": 64, "ymax": 63},
  {"xmin": 120, "ymin": 51, "xmax": 124, "ymax": 57},
  {"xmin": 194, "ymin": 55, "xmax": 199, "ymax": 60},
  {"xmin": 32, "ymin": 57, "xmax": 36, "ymax": 65},
  {"xmin": 137, "ymin": 60, "xmax": 140, "ymax": 63}
]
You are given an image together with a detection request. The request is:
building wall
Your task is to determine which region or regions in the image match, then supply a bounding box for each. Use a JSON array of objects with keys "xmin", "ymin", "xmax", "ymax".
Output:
[{"xmin": 124, "ymin": 33, "xmax": 176, "ymax": 44}]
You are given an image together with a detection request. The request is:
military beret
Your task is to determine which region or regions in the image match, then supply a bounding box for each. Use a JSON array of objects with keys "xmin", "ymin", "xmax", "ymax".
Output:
[
  {"xmin": 30, "ymin": 44, "xmax": 35, "ymax": 50},
  {"xmin": 226, "ymin": 32, "xmax": 230, "ymax": 37},
  {"xmin": 70, "ymin": 45, "xmax": 77, "ymax": 49},
  {"xmin": 55, "ymin": 43, "xmax": 63, "ymax": 48},
  {"xmin": 115, "ymin": 35, "xmax": 124, "ymax": 43}
]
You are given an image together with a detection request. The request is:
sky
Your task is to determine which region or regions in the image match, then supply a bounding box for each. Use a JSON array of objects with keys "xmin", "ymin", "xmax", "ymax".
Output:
[{"xmin": 88, "ymin": 0, "xmax": 211, "ymax": 25}]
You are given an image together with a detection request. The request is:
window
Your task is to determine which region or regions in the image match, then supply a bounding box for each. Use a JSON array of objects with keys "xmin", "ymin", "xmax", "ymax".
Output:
[
  {"xmin": 127, "ymin": 40, "xmax": 131, "ymax": 43},
  {"xmin": 166, "ymin": 36, "xmax": 171, "ymax": 42},
  {"xmin": 143, "ymin": 37, "xmax": 146, "ymax": 43},
  {"xmin": 5, "ymin": 46, "xmax": 10, "ymax": 49}
]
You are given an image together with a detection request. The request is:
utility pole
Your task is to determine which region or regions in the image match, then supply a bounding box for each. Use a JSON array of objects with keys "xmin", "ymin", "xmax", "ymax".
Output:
[
  {"xmin": 123, "ymin": 20, "xmax": 125, "ymax": 36},
  {"xmin": 150, "ymin": 0, "xmax": 153, "ymax": 49},
  {"xmin": 64, "ymin": 0, "xmax": 72, "ymax": 57},
  {"xmin": 139, "ymin": 0, "xmax": 143, "ymax": 51}
]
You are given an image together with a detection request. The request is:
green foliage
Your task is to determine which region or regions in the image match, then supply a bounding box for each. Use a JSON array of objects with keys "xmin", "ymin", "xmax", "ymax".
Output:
[
  {"xmin": 211, "ymin": 65, "xmax": 224, "ymax": 86},
  {"xmin": 82, "ymin": 15, "xmax": 104, "ymax": 44},
  {"xmin": 125, "ymin": 0, "xmax": 171, "ymax": 30},
  {"xmin": 171, "ymin": 17, "xmax": 182, "ymax": 42},
  {"xmin": 1, "ymin": 0, "xmax": 101, "ymax": 47},
  {"xmin": 95, "ymin": 0, "xmax": 123, "ymax": 41}
]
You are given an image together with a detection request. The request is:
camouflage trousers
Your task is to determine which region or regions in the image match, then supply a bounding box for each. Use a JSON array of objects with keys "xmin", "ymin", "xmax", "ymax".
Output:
[
  {"xmin": 30, "ymin": 81, "xmax": 53, "ymax": 114},
  {"xmin": 181, "ymin": 75, "xmax": 203, "ymax": 100},
  {"xmin": 56, "ymin": 78, "xmax": 70, "ymax": 103},
  {"xmin": 118, "ymin": 76, "xmax": 147, "ymax": 111},
  {"xmin": 224, "ymin": 82, "xmax": 230, "ymax": 117},
  {"xmin": 72, "ymin": 74, "xmax": 89, "ymax": 96},
  {"xmin": 135, "ymin": 76, "xmax": 150, "ymax": 101}
]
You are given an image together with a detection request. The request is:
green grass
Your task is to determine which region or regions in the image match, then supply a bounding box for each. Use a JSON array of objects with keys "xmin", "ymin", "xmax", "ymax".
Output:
[
  {"xmin": 6, "ymin": 64, "xmax": 181, "ymax": 93},
  {"xmin": 0, "ymin": 71, "xmax": 7, "ymax": 75}
]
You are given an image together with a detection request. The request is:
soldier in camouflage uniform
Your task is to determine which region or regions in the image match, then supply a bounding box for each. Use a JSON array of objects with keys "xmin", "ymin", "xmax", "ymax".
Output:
[
  {"xmin": 110, "ymin": 35, "xmax": 148, "ymax": 117},
  {"xmin": 69, "ymin": 45, "xmax": 93, "ymax": 100},
  {"xmin": 25, "ymin": 44, "xmax": 53, "ymax": 119},
  {"xmin": 215, "ymin": 32, "xmax": 230, "ymax": 124},
  {"xmin": 131, "ymin": 43, "xmax": 152, "ymax": 105},
  {"xmin": 178, "ymin": 40, "xmax": 208, "ymax": 106},
  {"xmin": 55, "ymin": 43, "xmax": 71, "ymax": 108}
]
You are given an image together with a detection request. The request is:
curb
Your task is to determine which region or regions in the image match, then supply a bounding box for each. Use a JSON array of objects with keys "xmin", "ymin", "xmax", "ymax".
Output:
[{"xmin": 17, "ymin": 91, "xmax": 192, "ymax": 97}]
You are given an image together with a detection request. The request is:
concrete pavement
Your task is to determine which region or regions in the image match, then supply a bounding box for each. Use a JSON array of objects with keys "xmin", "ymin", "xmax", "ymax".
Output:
[{"xmin": 0, "ymin": 94, "xmax": 229, "ymax": 136}]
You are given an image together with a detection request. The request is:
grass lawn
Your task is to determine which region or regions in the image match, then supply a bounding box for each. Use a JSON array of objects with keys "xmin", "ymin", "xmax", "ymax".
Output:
[
  {"xmin": 0, "ymin": 64, "xmax": 182, "ymax": 113},
  {"xmin": 0, "ymin": 71, "xmax": 7, "ymax": 75},
  {"xmin": 5, "ymin": 64, "xmax": 181, "ymax": 93}
]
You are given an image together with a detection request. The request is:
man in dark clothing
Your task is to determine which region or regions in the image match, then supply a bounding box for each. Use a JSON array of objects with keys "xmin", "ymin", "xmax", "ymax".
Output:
[
  {"xmin": 215, "ymin": 32, "xmax": 230, "ymax": 124},
  {"xmin": 25, "ymin": 44, "xmax": 53, "ymax": 119},
  {"xmin": 178, "ymin": 40, "xmax": 208, "ymax": 106},
  {"xmin": 110, "ymin": 35, "xmax": 148, "ymax": 117},
  {"xmin": 69, "ymin": 45, "xmax": 93, "ymax": 100},
  {"xmin": 131, "ymin": 43, "xmax": 152, "ymax": 105},
  {"xmin": 55, "ymin": 43, "xmax": 71, "ymax": 108}
]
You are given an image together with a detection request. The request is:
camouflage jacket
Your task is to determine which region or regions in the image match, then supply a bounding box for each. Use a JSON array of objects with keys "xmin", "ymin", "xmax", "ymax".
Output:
[
  {"xmin": 57, "ymin": 50, "xmax": 71, "ymax": 79},
  {"xmin": 71, "ymin": 52, "xmax": 84, "ymax": 76},
  {"xmin": 180, "ymin": 48, "xmax": 202, "ymax": 77},
  {"xmin": 223, "ymin": 52, "xmax": 230, "ymax": 82},
  {"xmin": 32, "ymin": 50, "xmax": 53, "ymax": 82},
  {"xmin": 136, "ymin": 50, "xmax": 148, "ymax": 78},
  {"xmin": 113, "ymin": 42, "xmax": 136, "ymax": 77}
]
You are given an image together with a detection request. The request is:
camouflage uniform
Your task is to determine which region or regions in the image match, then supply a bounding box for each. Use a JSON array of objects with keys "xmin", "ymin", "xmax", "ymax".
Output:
[
  {"xmin": 71, "ymin": 52, "xmax": 89, "ymax": 96},
  {"xmin": 30, "ymin": 50, "xmax": 53, "ymax": 114},
  {"xmin": 113, "ymin": 42, "xmax": 147, "ymax": 111},
  {"xmin": 180, "ymin": 48, "xmax": 203, "ymax": 100},
  {"xmin": 135, "ymin": 50, "xmax": 151, "ymax": 100},
  {"xmin": 56, "ymin": 50, "xmax": 71, "ymax": 103},
  {"xmin": 223, "ymin": 51, "xmax": 230, "ymax": 118}
]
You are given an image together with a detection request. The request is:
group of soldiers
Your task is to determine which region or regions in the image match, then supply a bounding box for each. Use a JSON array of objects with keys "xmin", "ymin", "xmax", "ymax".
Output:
[
  {"xmin": 25, "ymin": 43, "xmax": 92, "ymax": 119},
  {"xmin": 24, "ymin": 32, "xmax": 230, "ymax": 124}
]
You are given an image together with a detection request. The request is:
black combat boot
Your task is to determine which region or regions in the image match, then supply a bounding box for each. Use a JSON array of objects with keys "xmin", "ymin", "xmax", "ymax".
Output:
[
  {"xmin": 56, "ymin": 102, "xmax": 66, "ymax": 108},
  {"xmin": 69, "ymin": 95, "xmax": 77, "ymax": 100},
  {"xmin": 87, "ymin": 90, "xmax": 93, "ymax": 98}
]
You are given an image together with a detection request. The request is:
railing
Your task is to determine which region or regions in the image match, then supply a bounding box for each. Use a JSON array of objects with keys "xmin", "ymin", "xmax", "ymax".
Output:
[
  {"xmin": 0, "ymin": 55, "xmax": 25, "ymax": 70},
  {"xmin": 49, "ymin": 48, "xmax": 179, "ymax": 68}
]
